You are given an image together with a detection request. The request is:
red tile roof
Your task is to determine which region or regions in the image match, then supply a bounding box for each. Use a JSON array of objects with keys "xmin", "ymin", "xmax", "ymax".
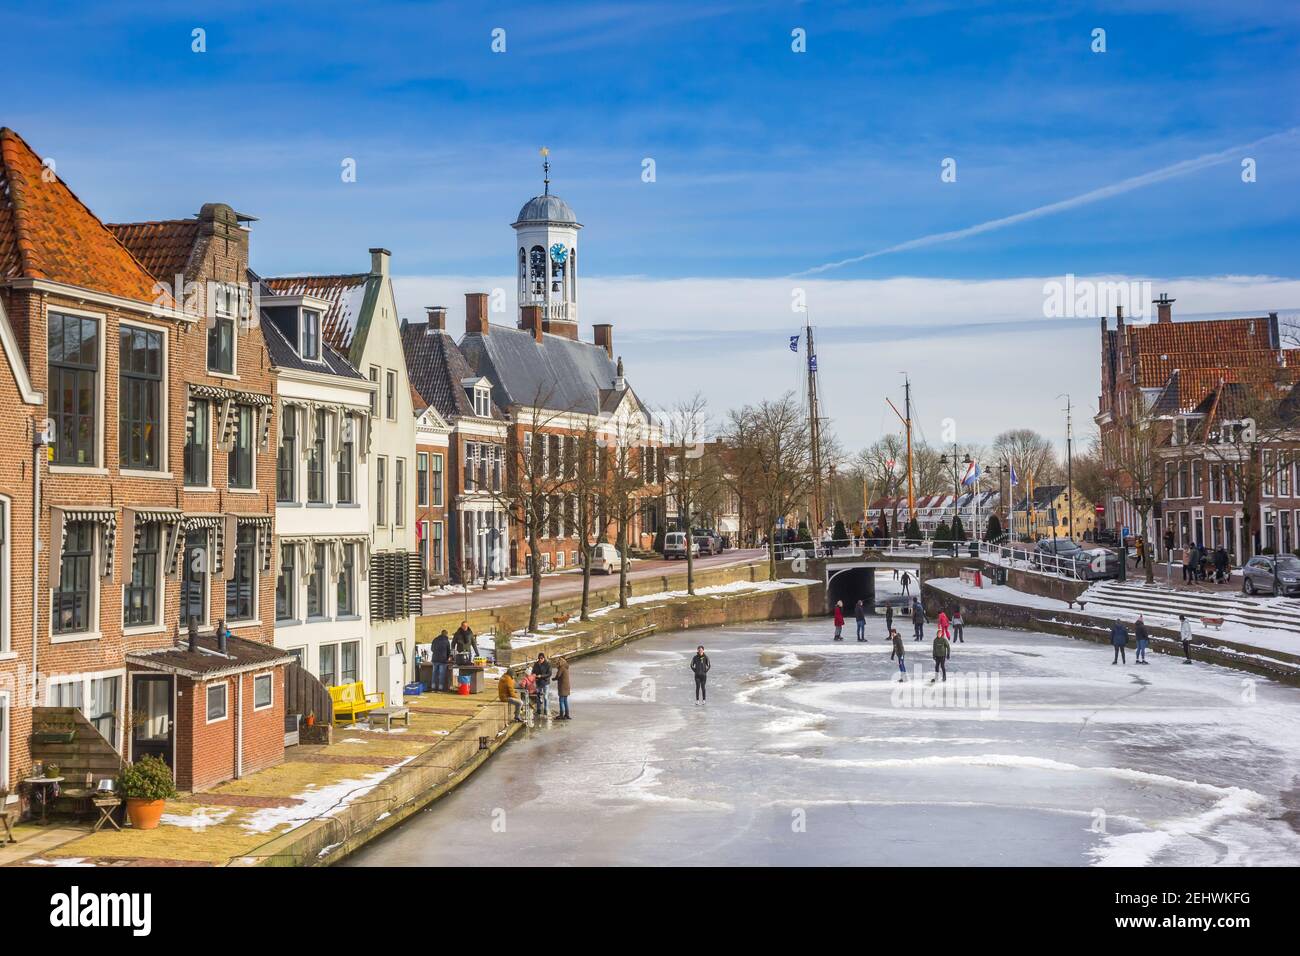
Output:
[
  {"xmin": 107, "ymin": 219, "xmax": 200, "ymax": 281},
  {"xmin": 0, "ymin": 127, "xmax": 163, "ymax": 304}
]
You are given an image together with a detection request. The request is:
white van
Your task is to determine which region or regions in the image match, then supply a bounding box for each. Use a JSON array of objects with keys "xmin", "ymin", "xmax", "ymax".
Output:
[
  {"xmin": 589, "ymin": 542, "xmax": 624, "ymax": 575},
  {"xmin": 664, "ymin": 531, "xmax": 700, "ymax": 560}
]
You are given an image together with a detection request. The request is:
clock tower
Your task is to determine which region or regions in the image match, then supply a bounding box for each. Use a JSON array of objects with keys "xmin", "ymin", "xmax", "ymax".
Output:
[{"xmin": 513, "ymin": 147, "xmax": 581, "ymax": 339}]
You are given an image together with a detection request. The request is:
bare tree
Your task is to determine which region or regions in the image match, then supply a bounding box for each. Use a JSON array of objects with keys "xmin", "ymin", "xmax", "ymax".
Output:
[
  {"xmin": 663, "ymin": 393, "xmax": 723, "ymax": 596},
  {"xmin": 599, "ymin": 413, "xmax": 651, "ymax": 610},
  {"xmin": 723, "ymin": 393, "xmax": 813, "ymax": 581},
  {"xmin": 993, "ymin": 428, "xmax": 1062, "ymax": 491},
  {"xmin": 571, "ymin": 419, "xmax": 602, "ymax": 621},
  {"xmin": 1099, "ymin": 412, "xmax": 1173, "ymax": 583}
]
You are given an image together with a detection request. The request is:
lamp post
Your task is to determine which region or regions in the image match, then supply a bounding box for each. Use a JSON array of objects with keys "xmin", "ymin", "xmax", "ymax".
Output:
[{"xmin": 938, "ymin": 446, "xmax": 970, "ymax": 536}]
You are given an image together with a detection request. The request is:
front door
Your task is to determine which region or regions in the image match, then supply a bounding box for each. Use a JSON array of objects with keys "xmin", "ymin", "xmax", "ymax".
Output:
[{"xmin": 131, "ymin": 674, "xmax": 174, "ymax": 768}]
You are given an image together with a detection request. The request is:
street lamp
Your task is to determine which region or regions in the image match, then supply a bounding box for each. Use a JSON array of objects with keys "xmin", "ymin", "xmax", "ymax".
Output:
[{"xmin": 938, "ymin": 447, "xmax": 971, "ymax": 533}]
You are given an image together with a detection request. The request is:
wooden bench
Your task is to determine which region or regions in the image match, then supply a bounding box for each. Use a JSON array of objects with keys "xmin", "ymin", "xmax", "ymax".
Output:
[
  {"xmin": 367, "ymin": 707, "xmax": 411, "ymax": 732},
  {"xmin": 1200, "ymin": 616, "xmax": 1224, "ymax": 630},
  {"xmin": 329, "ymin": 682, "xmax": 385, "ymax": 725}
]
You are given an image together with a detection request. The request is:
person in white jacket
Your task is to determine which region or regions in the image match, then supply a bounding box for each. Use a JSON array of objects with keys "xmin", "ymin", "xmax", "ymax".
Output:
[{"xmin": 1179, "ymin": 614, "xmax": 1194, "ymax": 664}]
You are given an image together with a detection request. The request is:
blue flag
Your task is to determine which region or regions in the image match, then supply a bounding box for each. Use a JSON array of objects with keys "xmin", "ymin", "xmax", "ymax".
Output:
[
  {"xmin": 809, "ymin": 354, "xmax": 818, "ymax": 372},
  {"xmin": 1009, "ymin": 463, "xmax": 1019, "ymax": 487},
  {"xmin": 789, "ymin": 334, "xmax": 799, "ymax": 352}
]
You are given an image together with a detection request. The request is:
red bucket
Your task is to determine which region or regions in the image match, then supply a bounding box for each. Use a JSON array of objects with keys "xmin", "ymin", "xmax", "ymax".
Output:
[{"xmin": 457, "ymin": 682, "xmax": 471, "ymax": 696}]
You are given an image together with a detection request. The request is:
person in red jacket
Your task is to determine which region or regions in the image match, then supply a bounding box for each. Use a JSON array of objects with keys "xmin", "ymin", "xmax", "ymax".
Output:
[
  {"xmin": 937, "ymin": 610, "xmax": 950, "ymax": 639},
  {"xmin": 833, "ymin": 601, "xmax": 845, "ymax": 641}
]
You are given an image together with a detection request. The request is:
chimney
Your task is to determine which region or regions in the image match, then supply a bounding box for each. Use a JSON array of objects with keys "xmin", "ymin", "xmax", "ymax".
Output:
[
  {"xmin": 465, "ymin": 292, "xmax": 489, "ymax": 335},
  {"xmin": 593, "ymin": 323, "xmax": 613, "ymax": 358},
  {"xmin": 1269, "ymin": 311, "xmax": 1280, "ymax": 349},
  {"xmin": 426, "ymin": 305, "xmax": 446, "ymax": 331},
  {"xmin": 1154, "ymin": 293, "xmax": 1175, "ymax": 324},
  {"xmin": 522, "ymin": 305, "xmax": 544, "ymax": 343},
  {"xmin": 369, "ymin": 247, "xmax": 391, "ymax": 278}
]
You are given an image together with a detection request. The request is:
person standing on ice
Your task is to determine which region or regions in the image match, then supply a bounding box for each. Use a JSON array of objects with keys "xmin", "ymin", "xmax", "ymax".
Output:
[
  {"xmin": 951, "ymin": 608, "xmax": 965, "ymax": 643},
  {"xmin": 690, "ymin": 645, "xmax": 711, "ymax": 703},
  {"xmin": 833, "ymin": 601, "xmax": 845, "ymax": 641},
  {"xmin": 1110, "ymin": 620, "xmax": 1129, "ymax": 665},
  {"xmin": 889, "ymin": 629, "xmax": 907, "ymax": 681},
  {"xmin": 936, "ymin": 609, "xmax": 950, "ymax": 639},
  {"xmin": 900, "ymin": 570, "xmax": 911, "ymax": 597},
  {"xmin": 931, "ymin": 630, "xmax": 951, "ymax": 683},
  {"xmin": 1179, "ymin": 615, "xmax": 1195, "ymax": 664},
  {"xmin": 1134, "ymin": 615, "xmax": 1150, "ymax": 664},
  {"xmin": 854, "ymin": 599, "xmax": 867, "ymax": 641},
  {"xmin": 912, "ymin": 604, "xmax": 926, "ymax": 641},
  {"xmin": 885, "ymin": 603, "xmax": 894, "ymax": 635}
]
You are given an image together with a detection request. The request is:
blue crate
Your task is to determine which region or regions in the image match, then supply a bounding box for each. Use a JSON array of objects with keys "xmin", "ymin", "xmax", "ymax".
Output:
[{"xmin": 403, "ymin": 682, "xmax": 427, "ymax": 696}]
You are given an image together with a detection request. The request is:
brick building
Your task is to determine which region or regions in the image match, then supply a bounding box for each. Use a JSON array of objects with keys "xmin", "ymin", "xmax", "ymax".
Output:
[{"xmin": 411, "ymin": 361, "xmax": 452, "ymax": 587}]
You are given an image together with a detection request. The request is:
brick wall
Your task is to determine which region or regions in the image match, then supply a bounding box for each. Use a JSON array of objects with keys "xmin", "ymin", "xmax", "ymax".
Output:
[{"xmin": 176, "ymin": 667, "xmax": 285, "ymax": 792}]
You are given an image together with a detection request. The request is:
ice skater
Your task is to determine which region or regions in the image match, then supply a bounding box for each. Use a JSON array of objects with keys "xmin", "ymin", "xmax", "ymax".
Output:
[
  {"xmin": 1134, "ymin": 615, "xmax": 1150, "ymax": 664},
  {"xmin": 1179, "ymin": 614, "xmax": 1194, "ymax": 664},
  {"xmin": 889, "ymin": 628, "xmax": 907, "ymax": 681},
  {"xmin": 952, "ymin": 608, "xmax": 965, "ymax": 643},
  {"xmin": 912, "ymin": 604, "xmax": 926, "ymax": 641},
  {"xmin": 833, "ymin": 601, "xmax": 845, "ymax": 641},
  {"xmin": 885, "ymin": 603, "xmax": 894, "ymax": 635},
  {"xmin": 900, "ymin": 571, "xmax": 912, "ymax": 597},
  {"xmin": 854, "ymin": 599, "xmax": 867, "ymax": 641},
  {"xmin": 931, "ymin": 629, "xmax": 951, "ymax": 683},
  {"xmin": 690, "ymin": 645, "xmax": 711, "ymax": 702},
  {"xmin": 1110, "ymin": 620, "xmax": 1129, "ymax": 665},
  {"xmin": 937, "ymin": 609, "xmax": 950, "ymax": 639}
]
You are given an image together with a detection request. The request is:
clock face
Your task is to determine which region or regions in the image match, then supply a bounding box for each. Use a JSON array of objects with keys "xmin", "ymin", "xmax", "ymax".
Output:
[{"xmin": 549, "ymin": 243, "xmax": 568, "ymax": 265}]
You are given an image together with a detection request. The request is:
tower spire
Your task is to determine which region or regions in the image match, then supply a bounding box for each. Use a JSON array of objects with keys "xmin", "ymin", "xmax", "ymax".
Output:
[{"xmin": 541, "ymin": 146, "xmax": 550, "ymax": 196}]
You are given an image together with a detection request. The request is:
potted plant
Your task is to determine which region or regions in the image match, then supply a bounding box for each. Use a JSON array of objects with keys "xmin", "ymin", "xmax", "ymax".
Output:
[{"xmin": 116, "ymin": 755, "xmax": 177, "ymax": 830}]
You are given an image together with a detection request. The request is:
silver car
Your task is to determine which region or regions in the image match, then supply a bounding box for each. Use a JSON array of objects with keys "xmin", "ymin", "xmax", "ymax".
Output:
[{"xmin": 1242, "ymin": 554, "xmax": 1300, "ymax": 596}]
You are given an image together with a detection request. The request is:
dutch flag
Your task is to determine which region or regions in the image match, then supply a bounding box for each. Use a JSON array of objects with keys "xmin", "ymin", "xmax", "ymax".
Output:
[{"xmin": 961, "ymin": 460, "xmax": 981, "ymax": 486}]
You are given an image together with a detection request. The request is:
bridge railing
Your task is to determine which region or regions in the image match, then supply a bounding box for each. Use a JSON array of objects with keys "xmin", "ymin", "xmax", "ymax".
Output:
[{"xmin": 767, "ymin": 536, "xmax": 1089, "ymax": 581}]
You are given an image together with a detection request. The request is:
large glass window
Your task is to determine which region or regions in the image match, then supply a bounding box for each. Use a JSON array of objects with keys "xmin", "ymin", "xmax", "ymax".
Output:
[
  {"xmin": 417, "ymin": 452, "xmax": 429, "ymax": 507},
  {"xmin": 228, "ymin": 405, "xmax": 254, "ymax": 489},
  {"xmin": 181, "ymin": 530, "xmax": 208, "ymax": 627},
  {"xmin": 337, "ymin": 413, "xmax": 354, "ymax": 504},
  {"xmin": 53, "ymin": 521, "xmax": 94, "ymax": 635},
  {"xmin": 431, "ymin": 521, "xmax": 444, "ymax": 576},
  {"xmin": 206, "ymin": 682, "xmax": 227, "ymax": 722},
  {"xmin": 119, "ymin": 326, "xmax": 163, "ymax": 470},
  {"xmin": 306, "ymin": 544, "xmax": 326, "ymax": 619},
  {"xmin": 308, "ymin": 409, "xmax": 326, "ymax": 503},
  {"xmin": 276, "ymin": 405, "xmax": 296, "ymax": 502},
  {"xmin": 207, "ymin": 317, "xmax": 234, "ymax": 374},
  {"xmin": 276, "ymin": 543, "xmax": 295, "ymax": 621},
  {"xmin": 185, "ymin": 398, "xmax": 210, "ymax": 486},
  {"xmin": 341, "ymin": 641, "xmax": 359, "ymax": 684},
  {"xmin": 123, "ymin": 523, "xmax": 159, "ymax": 627},
  {"xmin": 48, "ymin": 312, "xmax": 99, "ymax": 466},
  {"xmin": 89, "ymin": 675, "xmax": 120, "ymax": 744},
  {"xmin": 319, "ymin": 644, "xmax": 337, "ymax": 687},
  {"xmin": 337, "ymin": 543, "xmax": 356, "ymax": 616},
  {"xmin": 225, "ymin": 525, "xmax": 256, "ymax": 622}
]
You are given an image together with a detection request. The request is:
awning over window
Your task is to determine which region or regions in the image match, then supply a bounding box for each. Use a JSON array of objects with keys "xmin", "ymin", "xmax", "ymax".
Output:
[
  {"xmin": 122, "ymin": 507, "xmax": 184, "ymax": 567},
  {"xmin": 49, "ymin": 506, "xmax": 118, "ymax": 585},
  {"xmin": 234, "ymin": 514, "xmax": 274, "ymax": 572}
]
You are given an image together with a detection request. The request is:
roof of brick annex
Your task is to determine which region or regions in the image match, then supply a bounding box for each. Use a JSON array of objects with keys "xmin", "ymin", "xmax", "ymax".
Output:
[
  {"xmin": 127, "ymin": 632, "xmax": 295, "ymax": 680},
  {"xmin": 263, "ymin": 273, "xmax": 371, "ymax": 354},
  {"xmin": 107, "ymin": 219, "xmax": 201, "ymax": 281},
  {"xmin": 0, "ymin": 127, "xmax": 165, "ymax": 304}
]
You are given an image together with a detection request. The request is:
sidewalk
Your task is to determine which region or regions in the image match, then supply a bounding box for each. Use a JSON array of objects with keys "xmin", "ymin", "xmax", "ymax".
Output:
[{"xmin": 1, "ymin": 681, "xmax": 512, "ymax": 868}]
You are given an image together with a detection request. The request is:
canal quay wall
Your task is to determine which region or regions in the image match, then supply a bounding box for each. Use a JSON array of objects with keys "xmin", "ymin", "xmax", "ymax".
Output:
[{"xmin": 920, "ymin": 579, "xmax": 1300, "ymax": 687}]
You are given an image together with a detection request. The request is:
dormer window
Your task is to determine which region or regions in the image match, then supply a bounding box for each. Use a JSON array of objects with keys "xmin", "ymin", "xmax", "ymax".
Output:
[
  {"xmin": 300, "ymin": 309, "xmax": 321, "ymax": 361},
  {"xmin": 474, "ymin": 386, "xmax": 490, "ymax": 417}
]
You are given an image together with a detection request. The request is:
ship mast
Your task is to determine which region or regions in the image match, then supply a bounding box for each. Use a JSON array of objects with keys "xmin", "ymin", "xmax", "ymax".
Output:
[
  {"xmin": 886, "ymin": 375, "xmax": 916, "ymax": 520},
  {"xmin": 805, "ymin": 319, "xmax": 825, "ymax": 533}
]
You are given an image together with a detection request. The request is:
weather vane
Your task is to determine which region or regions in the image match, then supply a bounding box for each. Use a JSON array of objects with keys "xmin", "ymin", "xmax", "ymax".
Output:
[{"xmin": 540, "ymin": 146, "xmax": 550, "ymax": 194}]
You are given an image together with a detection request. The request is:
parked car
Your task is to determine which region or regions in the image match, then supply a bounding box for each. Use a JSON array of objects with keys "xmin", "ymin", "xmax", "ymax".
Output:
[
  {"xmin": 1034, "ymin": 538, "xmax": 1119, "ymax": 579},
  {"xmin": 1242, "ymin": 554, "xmax": 1300, "ymax": 596},
  {"xmin": 589, "ymin": 542, "xmax": 624, "ymax": 575},
  {"xmin": 664, "ymin": 531, "xmax": 700, "ymax": 560},
  {"xmin": 692, "ymin": 529, "xmax": 723, "ymax": 555}
]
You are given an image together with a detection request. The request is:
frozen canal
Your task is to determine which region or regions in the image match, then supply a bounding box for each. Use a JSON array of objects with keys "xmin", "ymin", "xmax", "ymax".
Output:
[{"xmin": 348, "ymin": 599, "xmax": 1300, "ymax": 867}]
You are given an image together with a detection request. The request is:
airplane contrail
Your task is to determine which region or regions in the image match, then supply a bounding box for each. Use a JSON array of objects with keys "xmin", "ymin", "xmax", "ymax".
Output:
[{"xmin": 791, "ymin": 127, "xmax": 1300, "ymax": 278}]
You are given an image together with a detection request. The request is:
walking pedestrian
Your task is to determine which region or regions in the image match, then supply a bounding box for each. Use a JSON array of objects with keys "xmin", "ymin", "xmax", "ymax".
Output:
[
  {"xmin": 431, "ymin": 628, "xmax": 452, "ymax": 692},
  {"xmin": 1133, "ymin": 537, "xmax": 1144, "ymax": 570},
  {"xmin": 1182, "ymin": 549, "xmax": 1194, "ymax": 584},
  {"xmin": 833, "ymin": 601, "xmax": 845, "ymax": 641},
  {"xmin": 1134, "ymin": 615, "xmax": 1150, "ymax": 664},
  {"xmin": 854, "ymin": 599, "xmax": 867, "ymax": 641},
  {"xmin": 952, "ymin": 608, "xmax": 965, "ymax": 643},
  {"xmin": 690, "ymin": 645, "xmax": 711, "ymax": 702},
  {"xmin": 1110, "ymin": 620, "xmax": 1129, "ymax": 665},
  {"xmin": 912, "ymin": 605, "xmax": 925, "ymax": 641},
  {"xmin": 531, "ymin": 652, "xmax": 553, "ymax": 716},
  {"xmin": 937, "ymin": 609, "xmax": 950, "ymax": 639},
  {"xmin": 1214, "ymin": 547, "xmax": 1229, "ymax": 583},
  {"xmin": 553, "ymin": 656, "xmax": 572, "ymax": 719},
  {"xmin": 900, "ymin": 571, "xmax": 911, "ymax": 597},
  {"xmin": 1179, "ymin": 614, "xmax": 1194, "ymax": 664},
  {"xmin": 885, "ymin": 603, "xmax": 894, "ymax": 635},
  {"xmin": 931, "ymin": 630, "xmax": 951, "ymax": 683},
  {"xmin": 889, "ymin": 628, "xmax": 907, "ymax": 681}
]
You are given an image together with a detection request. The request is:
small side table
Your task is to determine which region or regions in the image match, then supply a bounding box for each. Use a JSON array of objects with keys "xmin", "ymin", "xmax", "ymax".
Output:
[{"xmin": 23, "ymin": 776, "xmax": 64, "ymax": 826}]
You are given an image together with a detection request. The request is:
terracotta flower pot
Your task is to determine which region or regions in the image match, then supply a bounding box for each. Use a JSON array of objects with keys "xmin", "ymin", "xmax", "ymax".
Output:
[{"xmin": 125, "ymin": 797, "xmax": 166, "ymax": 830}]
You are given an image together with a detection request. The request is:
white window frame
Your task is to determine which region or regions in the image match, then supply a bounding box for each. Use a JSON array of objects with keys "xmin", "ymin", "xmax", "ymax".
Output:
[
  {"xmin": 395, "ymin": 457, "xmax": 406, "ymax": 527},
  {"xmin": 206, "ymin": 681, "xmax": 229, "ymax": 724},
  {"xmin": 368, "ymin": 366, "xmax": 380, "ymax": 416},
  {"xmin": 50, "ymin": 519, "xmax": 102, "ymax": 643},
  {"xmin": 44, "ymin": 668, "xmax": 125, "ymax": 752},
  {"xmin": 299, "ymin": 308, "xmax": 322, "ymax": 361},
  {"xmin": 386, "ymin": 369, "xmax": 397, "ymax": 420},
  {"xmin": 123, "ymin": 519, "xmax": 167, "ymax": 634},
  {"xmin": 417, "ymin": 452, "xmax": 429, "ymax": 507},
  {"xmin": 252, "ymin": 671, "xmax": 274, "ymax": 711},
  {"xmin": 207, "ymin": 283, "xmax": 241, "ymax": 379},
  {"xmin": 46, "ymin": 306, "xmax": 108, "ymax": 473},
  {"xmin": 118, "ymin": 318, "xmax": 171, "ymax": 477},
  {"xmin": 432, "ymin": 452, "xmax": 444, "ymax": 507}
]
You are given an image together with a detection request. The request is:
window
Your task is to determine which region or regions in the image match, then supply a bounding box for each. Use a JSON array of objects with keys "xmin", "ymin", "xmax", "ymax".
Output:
[
  {"xmin": 48, "ymin": 312, "xmax": 99, "ymax": 466},
  {"xmin": 431, "ymin": 521, "xmax": 444, "ymax": 575},
  {"xmin": 119, "ymin": 326, "xmax": 163, "ymax": 470},
  {"xmin": 396, "ymin": 458, "xmax": 406, "ymax": 526},
  {"xmin": 0, "ymin": 499, "xmax": 7, "ymax": 654},
  {"xmin": 307, "ymin": 543, "xmax": 326, "ymax": 619},
  {"xmin": 207, "ymin": 317, "xmax": 234, "ymax": 375},
  {"xmin": 89, "ymin": 675, "xmax": 120, "ymax": 743},
  {"xmin": 473, "ymin": 386, "xmax": 490, "ymax": 417},
  {"xmin": 253, "ymin": 672, "xmax": 273, "ymax": 710},
  {"xmin": 338, "ymin": 413, "xmax": 355, "ymax": 504},
  {"xmin": 228, "ymin": 405, "xmax": 254, "ymax": 489},
  {"xmin": 492, "ymin": 445, "xmax": 502, "ymax": 492},
  {"xmin": 53, "ymin": 521, "xmax": 94, "ymax": 635},
  {"xmin": 307, "ymin": 409, "xmax": 326, "ymax": 503},
  {"xmin": 464, "ymin": 442, "xmax": 476, "ymax": 492},
  {"xmin": 181, "ymin": 530, "xmax": 208, "ymax": 627},
  {"xmin": 123, "ymin": 523, "xmax": 160, "ymax": 627},
  {"xmin": 225, "ymin": 525, "xmax": 256, "ymax": 622},
  {"xmin": 386, "ymin": 370, "xmax": 397, "ymax": 420},
  {"xmin": 301, "ymin": 309, "xmax": 321, "ymax": 361},
  {"xmin": 341, "ymin": 641, "xmax": 360, "ymax": 684},
  {"xmin": 185, "ymin": 399, "xmax": 210, "ymax": 486},
  {"xmin": 368, "ymin": 367, "xmax": 379, "ymax": 416},
  {"xmin": 376, "ymin": 457, "xmax": 387, "ymax": 525},
  {"xmin": 277, "ymin": 405, "xmax": 296, "ymax": 502},
  {"xmin": 276, "ymin": 543, "xmax": 295, "ymax": 621},
  {"xmin": 337, "ymin": 543, "xmax": 356, "ymax": 616},
  {"xmin": 417, "ymin": 453, "xmax": 429, "ymax": 507},
  {"xmin": 432, "ymin": 453, "xmax": 444, "ymax": 507},
  {"xmin": 206, "ymin": 682, "xmax": 228, "ymax": 723},
  {"xmin": 319, "ymin": 644, "xmax": 337, "ymax": 687}
]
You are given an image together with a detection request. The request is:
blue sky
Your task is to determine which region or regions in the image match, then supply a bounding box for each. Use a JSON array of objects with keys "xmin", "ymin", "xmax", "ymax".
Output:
[{"xmin": 5, "ymin": 0, "xmax": 1299, "ymax": 447}]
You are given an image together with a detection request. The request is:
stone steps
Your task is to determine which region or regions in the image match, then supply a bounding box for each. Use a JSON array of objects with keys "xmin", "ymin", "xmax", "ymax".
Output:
[{"xmin": 1082, "ymin": 582, "xmax": 1300, "ymax": 636}]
